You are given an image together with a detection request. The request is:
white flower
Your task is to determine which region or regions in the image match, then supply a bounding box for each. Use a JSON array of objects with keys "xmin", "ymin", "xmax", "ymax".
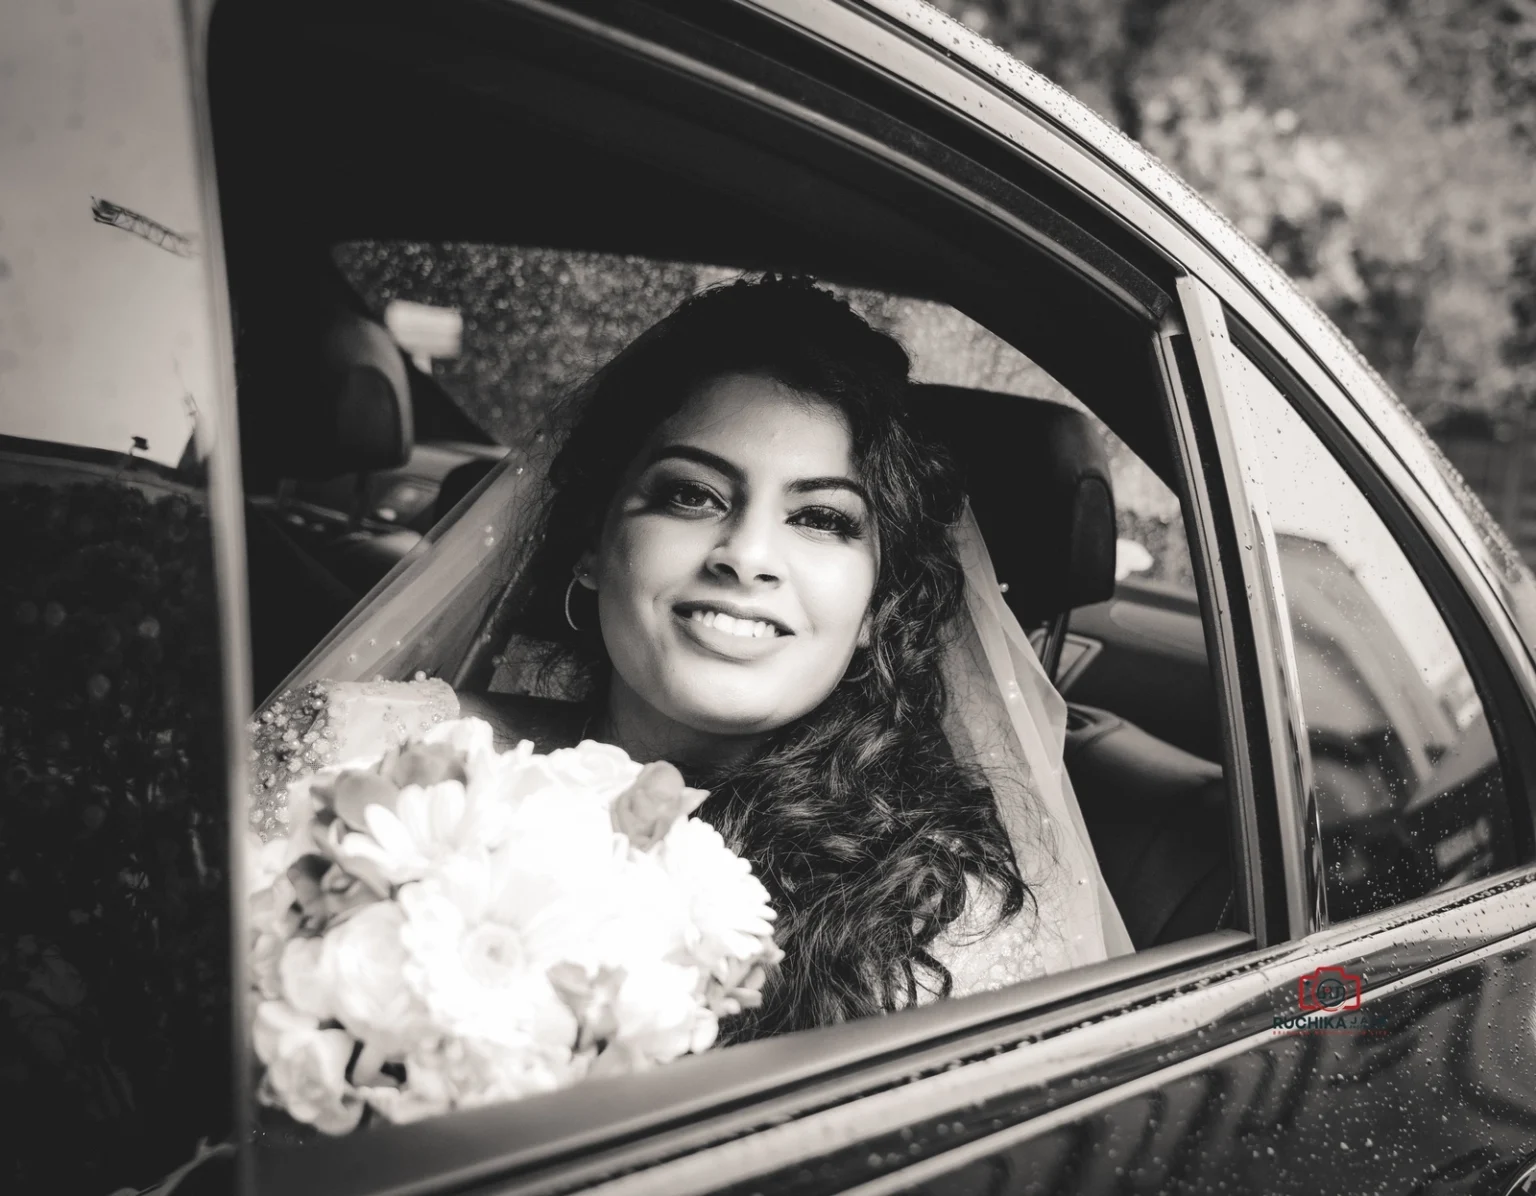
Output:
[
  {"xmin": 655, "ymin": 818, "xmax": 776, "ymax": 976},
  {"xmin": 602, "ymin": 960, "xmax": 717, "ymax": 1070},
  {"xmin": 319, "ymin": 901, "xmax": 428, "ymax": 1053},
  {"xmin": 246, "ymin": 830, "xmax": 293, "ymax": 896},
  {"xmin": 332, "ymin": 766, "xmax": 535, "ymax": 887},
  {"xmin": 251, "ymin": 929, "xmax": 285, "ymax": 1001},
  {"xmin": 397, "ymin": 863, "xmax": 581, "ymax": 1057},
  {"xmin": 538, "ymin": 740, "xmax": 642, "ymax": 805},
  {"xmin": 253, "ymin": 1001, "xmax": 363, "ymax": 1135},
  {"xmin": 279, "ymin": 937, "xmax": 334, "ymax": 1021},
  {"xmin": 398, "ymin": 1035, "xmax": 580, "ymax": 1113},
  {"xmin": 420, "ymin": 715, "xmax": 499, "ymax": 767}
]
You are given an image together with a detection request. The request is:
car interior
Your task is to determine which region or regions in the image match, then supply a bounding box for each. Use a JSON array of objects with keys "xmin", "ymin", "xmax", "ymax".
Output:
[{"xmin": 209, "ymin": 0, "xmax": 1236, "ymax": 955}]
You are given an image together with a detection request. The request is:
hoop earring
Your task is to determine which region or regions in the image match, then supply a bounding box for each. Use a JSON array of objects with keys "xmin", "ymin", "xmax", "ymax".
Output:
[{"xmin": 564, "ymin": 576, "xmax": 583, "ymax": 632}]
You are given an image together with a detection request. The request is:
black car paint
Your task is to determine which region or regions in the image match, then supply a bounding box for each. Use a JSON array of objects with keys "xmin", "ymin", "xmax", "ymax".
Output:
[
  {"xmin": 9, "ymin": 0, "xmax": 1536, "ymax": 1192},
  {"xmin": 646, "ymin": 877, "xmax": 1536, "ymax": 1196}
]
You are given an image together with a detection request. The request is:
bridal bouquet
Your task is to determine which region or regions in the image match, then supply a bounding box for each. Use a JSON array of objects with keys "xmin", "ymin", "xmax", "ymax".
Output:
[{"xmin": 246, "ymin": 718, "xmax": 781, "ymax": 1134}]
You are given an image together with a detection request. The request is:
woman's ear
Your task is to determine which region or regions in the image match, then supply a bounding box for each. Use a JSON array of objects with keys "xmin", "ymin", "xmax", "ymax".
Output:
[{"xmin": 576, "ymin": 549, "xmax": 600, "ymax": 591}]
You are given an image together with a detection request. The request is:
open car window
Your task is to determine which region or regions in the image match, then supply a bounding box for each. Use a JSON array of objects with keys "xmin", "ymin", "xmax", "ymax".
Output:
[
  {"xmin": 332, "ymin": 242, "xmax": 1193, "ymax": 591},
  {"xmin": 207, "ymin": 0, "xmax": 1281, "ymax": 1191}
]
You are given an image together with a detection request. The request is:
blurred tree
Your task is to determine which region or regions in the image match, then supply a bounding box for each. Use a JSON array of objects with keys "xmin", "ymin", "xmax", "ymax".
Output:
[{"xmin": 933, "ymin": 0, "xmax": 1536, "ymax": 425}]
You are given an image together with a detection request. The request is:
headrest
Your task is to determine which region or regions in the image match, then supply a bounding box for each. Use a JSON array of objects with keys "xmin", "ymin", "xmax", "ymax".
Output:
[
  {"xmin": 911, "ymin": 384, "xmax": 1116, "ymax": 625},
  {"xmin": 240, "ymin": 306, "xmax": 414, "ymax": 484}
]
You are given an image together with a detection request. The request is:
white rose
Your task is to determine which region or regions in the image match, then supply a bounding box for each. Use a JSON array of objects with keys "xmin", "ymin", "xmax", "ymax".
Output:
[
  {"xmin": 279, "ymin": 937, "xmax": 334, "ymax": 1021},
  {"xmin": 319, "ymin": 901, "xmax": 426, "ymax": 1053},
  {"xmin": 539, "ymin": 740, "xmax": 642, "ymax": 804},
  {"xmin": 251, "ymin": 929, "xmax": 285, "ymax": 1001},
  {"xmin": 246, "ymin": 830, "xmax": 294, "ymax": 896},
  {"xmin": 573, "ymin": 852, "xmax": 690, "ymax": 974},
  {"xmin": 253, "ymin": 1001, "xmax": 363, "ymax": 1135},
  {"xmin": 249, "ymin": 871, "xmax": 297, "ymax": 938},
  {"xmin": 606, "ymin": 960, "xmax": 716, "ymax": 1068},
  {"xmin": 421, "ymin": 714, "xmax": 496, "ymax": 757},
  {"xmin": 408, "ymin": 1036, "xmax": 578, "ymax": 1111},
  {"xmin": 356, "ymin": 1046, "xmax": 455, "ymax": 1125}
]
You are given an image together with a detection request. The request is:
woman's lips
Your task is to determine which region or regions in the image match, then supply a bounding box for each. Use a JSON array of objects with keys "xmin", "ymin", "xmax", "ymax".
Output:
[
  {"xmin": 673, "ymin": 606, "xmax": 790, "ymax": 659},
  {"xmin": 686, "ymin": 608, "xmax": 780, "ymax": 639},
  {"xmin": 672, "ymin": 601, "xmax": 791, "ymax": 636}
]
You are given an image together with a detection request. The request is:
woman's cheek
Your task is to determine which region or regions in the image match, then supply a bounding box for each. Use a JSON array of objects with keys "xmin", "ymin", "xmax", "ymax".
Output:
[{"xmin": 799, "ymin": 548, "xmax": 877, "ymax": 647}]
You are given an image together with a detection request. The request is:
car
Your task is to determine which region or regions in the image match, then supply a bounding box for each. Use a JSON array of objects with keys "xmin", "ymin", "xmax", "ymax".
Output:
[{"xmin": 8, "ymin": 0, "xmax": 1536, "ymax": 1193}]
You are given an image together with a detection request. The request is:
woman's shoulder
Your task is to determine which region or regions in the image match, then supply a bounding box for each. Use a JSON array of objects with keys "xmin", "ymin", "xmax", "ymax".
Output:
[{"xmin": 455, "ymin": 690, "xmax": 589, "ymax": 753}]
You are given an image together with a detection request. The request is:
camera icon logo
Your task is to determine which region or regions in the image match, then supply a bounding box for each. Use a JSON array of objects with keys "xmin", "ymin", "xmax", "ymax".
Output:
[{"xmin": 1298, "ymin": 965, "xmax": 1362, "ymax": 1012}]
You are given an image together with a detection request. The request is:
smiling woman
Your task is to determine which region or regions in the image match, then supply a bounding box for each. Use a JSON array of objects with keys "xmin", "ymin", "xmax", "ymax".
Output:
[
  {"xmin": 588, "ymin": 376, "xmax": 880, "ymax": 760},
  {"xmin": 484, "ymin": 276, "xmax": 1042, "ymax": 1035},
  {"xmin": 245, "ymin": 275, "xmax": 1129, "ymax": 1137}
]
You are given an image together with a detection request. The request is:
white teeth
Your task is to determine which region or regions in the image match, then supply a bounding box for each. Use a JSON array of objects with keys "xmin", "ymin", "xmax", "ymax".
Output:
[{"xmin": 689, "ymin": 609, "xmax": 776, "ymax": 638}]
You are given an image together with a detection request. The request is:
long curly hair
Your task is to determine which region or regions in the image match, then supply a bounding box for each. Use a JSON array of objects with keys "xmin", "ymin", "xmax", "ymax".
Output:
[{"xmin": 513, "ymin": 275, "xmax": 1028, "ymax": 1037}]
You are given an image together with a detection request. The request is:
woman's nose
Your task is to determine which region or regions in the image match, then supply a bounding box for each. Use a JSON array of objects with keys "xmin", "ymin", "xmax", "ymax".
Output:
[{"xmin": 704, "ymin": 509, "xmax": 782, "ymax": 584}]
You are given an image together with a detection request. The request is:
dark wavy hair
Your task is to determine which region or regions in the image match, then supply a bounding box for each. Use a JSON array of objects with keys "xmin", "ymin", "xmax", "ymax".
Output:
[{"xmin": 514, "ymin": 275, "xmax": 1028, "ymax": 1037}]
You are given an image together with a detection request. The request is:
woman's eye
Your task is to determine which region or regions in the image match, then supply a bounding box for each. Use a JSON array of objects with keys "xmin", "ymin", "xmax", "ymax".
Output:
[
  {"xmin": 657, "ymin": 480, "xmax": 724, "ymax": 514},
  {"xmin": 792, "ymin": 506, "xmax": 863, "ymax": 539}
]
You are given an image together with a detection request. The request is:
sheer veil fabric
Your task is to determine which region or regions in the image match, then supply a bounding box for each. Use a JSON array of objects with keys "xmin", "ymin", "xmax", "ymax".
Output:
[
  {"xmin": 263, "ymin": 455, "xmax": 1130, "ymax": 979},
  {"xmin": 945, "ymin": 505, "xmax": 1133, "ymax": 966}
]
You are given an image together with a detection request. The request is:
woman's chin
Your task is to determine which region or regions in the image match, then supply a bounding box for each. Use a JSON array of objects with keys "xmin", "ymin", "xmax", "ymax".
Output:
[{"xmin": 661, "ymin": 680, "xmax": 825, "ymax": 741}]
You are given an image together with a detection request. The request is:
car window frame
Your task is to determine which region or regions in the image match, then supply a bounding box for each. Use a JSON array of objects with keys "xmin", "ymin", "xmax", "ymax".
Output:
[
  {"xmin": 1177, "ymin": 276, "xmax": 1536, "ymax": 937},
  {"xmin": 196, "ymin": 0, "xmax": 1323, "ymax": 1191}
]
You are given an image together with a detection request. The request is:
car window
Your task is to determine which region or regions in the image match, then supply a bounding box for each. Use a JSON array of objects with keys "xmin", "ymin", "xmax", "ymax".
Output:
[
  {"xmin": 211, "ymin": 0, "xmax": 1262, "ymax": 1179},
  {"xmin": 0, "ymin": 3, "xmax": 236, "ymax": 1192},
  {"xmin": 1221, "ymin": 347, "xmax": 1518, "ymax": 922},
  {"xmin": 333, "ymin": 242, "xmax": 1194, "ymax": 594}
]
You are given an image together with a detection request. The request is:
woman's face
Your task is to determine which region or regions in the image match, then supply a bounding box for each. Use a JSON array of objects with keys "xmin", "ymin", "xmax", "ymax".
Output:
[{"xmin": 582, "ymin": 373, "xmax": 879, "ymax": 748}]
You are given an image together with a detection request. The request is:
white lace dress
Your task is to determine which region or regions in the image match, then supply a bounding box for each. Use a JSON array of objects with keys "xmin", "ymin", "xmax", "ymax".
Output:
[{"xmin": 249, "ymin": 678, "xmax": 1070, "ymax": 994}]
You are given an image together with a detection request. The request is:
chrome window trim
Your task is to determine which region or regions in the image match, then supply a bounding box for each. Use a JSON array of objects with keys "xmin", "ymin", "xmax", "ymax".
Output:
[
  {"xmin": 1173, "ymin": 277, "xmax": 1317, "ymax": 939},
  {"xmin": 1152, "ymin": 315, "xmax": 1283, "ymax": 945}
]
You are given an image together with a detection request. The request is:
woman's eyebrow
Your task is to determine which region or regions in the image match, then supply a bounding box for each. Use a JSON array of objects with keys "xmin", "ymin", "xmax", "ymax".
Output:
[
  {"xmin": 650, "ymin": 445, "xmax": 868, "ymax": 505},
  {"xmin": 649, "ymin": 444, "xmax": 744, "ymax": 483},
  {"xmin": 790, "ymin": 476, "xmax": 870, "ymax": 505}
]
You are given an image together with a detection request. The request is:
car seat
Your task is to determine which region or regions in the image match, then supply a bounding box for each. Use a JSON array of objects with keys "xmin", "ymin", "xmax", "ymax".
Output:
[
  {"xmin": 239, "ymin": 302, "xmax": 420, "ymax": 698},
  {"xmin": 911, "ymin": 384, "xmax": 1235, "ymax": 949}
]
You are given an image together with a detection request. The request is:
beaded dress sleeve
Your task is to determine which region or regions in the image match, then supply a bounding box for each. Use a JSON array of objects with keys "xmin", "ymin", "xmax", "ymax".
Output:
[
  {"xmin": 917, "ymin": 870, "xmax": 1081, "ymax": 1002},
  {"xmin": 246, "ymin": 678, "xmax": 459, "ymax": 842}
]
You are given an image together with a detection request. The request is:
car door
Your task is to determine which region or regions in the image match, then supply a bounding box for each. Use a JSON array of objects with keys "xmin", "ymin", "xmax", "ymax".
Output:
[
  {"xmin": 841, "ymin": 283, "xmax": 1536, "ymax": 1196},
  {"xmin": 0, "ymin": 2, "xmax": 247, "ymax": 1193},
  {"xmin": 40, "ymin": 0, "xmax": 1536, "ymax": 1193}
]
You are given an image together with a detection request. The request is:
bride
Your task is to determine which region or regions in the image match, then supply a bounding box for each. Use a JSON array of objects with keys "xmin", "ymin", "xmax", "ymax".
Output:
[{"xmin": 249, "ymin": 274, "xmax": 1130, "ymax": 1042}]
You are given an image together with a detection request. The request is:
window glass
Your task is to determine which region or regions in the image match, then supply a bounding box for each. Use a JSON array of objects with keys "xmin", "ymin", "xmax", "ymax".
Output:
[
  {"xmin": 1222, "ymin": 348, "xmax": 1516, "ymax": 922},
  {"xmin": 332, "ymin": 243, "xmax": 1193, "ymax": 593},
  {"xmin": 0, "ymin": 2, "xmax": 234, "ymax": 1192}
]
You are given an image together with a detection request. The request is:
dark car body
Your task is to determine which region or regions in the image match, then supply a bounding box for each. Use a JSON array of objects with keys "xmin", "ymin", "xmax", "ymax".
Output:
[{"xmin": 8, "ymin": 1, "xmax": 1536, "ymax": 1194}]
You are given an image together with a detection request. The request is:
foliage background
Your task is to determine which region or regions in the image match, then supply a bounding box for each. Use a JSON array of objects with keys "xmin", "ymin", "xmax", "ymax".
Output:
[{"xmin": 929, "ymin": 0, "xmax": 1536, "ymax": 430}]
